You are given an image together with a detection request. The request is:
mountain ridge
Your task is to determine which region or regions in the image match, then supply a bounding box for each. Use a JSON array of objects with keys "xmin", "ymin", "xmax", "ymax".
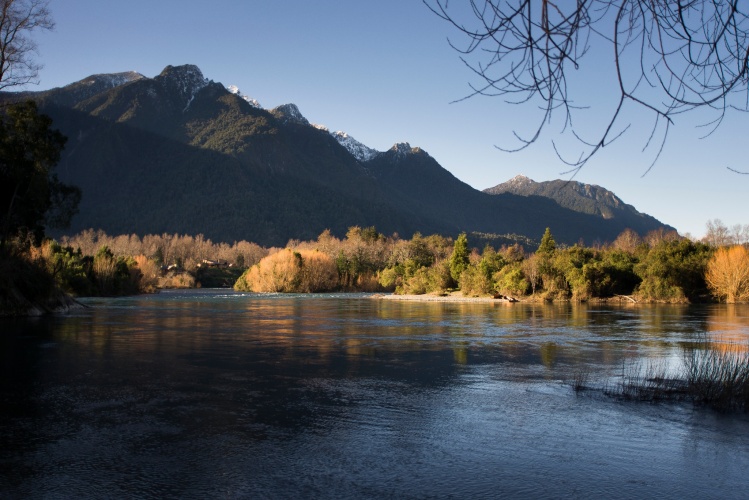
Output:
[
  {"xmin": 1, "ymin": 64, "xmax": 675, "ymax": 246},
  {"xmin": 484, "ymin": 175, "xmax": 663, "ymax": 226}
]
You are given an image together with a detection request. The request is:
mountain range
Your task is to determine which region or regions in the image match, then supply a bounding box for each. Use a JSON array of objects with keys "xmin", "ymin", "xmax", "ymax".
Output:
[{"xmin": 2, "ymin": 64, "xmax": 675, "ymax": 247}]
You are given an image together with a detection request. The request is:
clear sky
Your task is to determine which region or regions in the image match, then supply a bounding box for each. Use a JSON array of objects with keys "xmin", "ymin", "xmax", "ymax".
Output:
[{"xmin": 28, "ymin": 0, "xmax": 749, "ymax": 239}]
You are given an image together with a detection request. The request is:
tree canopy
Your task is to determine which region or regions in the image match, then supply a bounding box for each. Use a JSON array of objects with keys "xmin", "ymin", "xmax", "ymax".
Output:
[
  {"xmin": 0, "ymin": 100, "xmax": 79, "ymax": 245},
  {"xmin": 426, "ymin": 0, "xmax": 749, "ymax": 171}
]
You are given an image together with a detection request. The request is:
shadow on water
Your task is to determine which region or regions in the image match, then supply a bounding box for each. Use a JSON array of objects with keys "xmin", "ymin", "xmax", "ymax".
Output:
[{"xmin": 1, "ymin": 290, "xmax": 748, "ymax": 498}]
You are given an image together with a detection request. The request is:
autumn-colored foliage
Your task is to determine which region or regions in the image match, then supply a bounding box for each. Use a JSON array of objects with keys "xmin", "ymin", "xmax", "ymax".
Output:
[
  {"xmin": 234, "ymin": 249, "xmax": 338, "ymax": 293},
  {"xmin": 706, "ymin": 246, "xmax": 749, "ymax": 303}
]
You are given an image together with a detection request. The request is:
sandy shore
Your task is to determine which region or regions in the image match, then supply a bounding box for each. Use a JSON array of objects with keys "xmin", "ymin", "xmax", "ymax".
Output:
[{"xmin": 372, "ymin": 292, "xmax": 518, "ymax": 303}]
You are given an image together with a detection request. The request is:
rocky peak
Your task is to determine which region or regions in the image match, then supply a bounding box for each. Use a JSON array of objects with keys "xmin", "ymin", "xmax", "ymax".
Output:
[
  {"xmin": 156, "ymin": 64, "xmax": 209, "ymax": 108},
  {"xmin": 47, "ymin": 71, "xmax": 145, "ymax": 106},
  {"xmin": 508, "ymin": 174, "xmax": 535, "ymax": 186},
  {"xmin": 332, "ymin": 131, "xmax": 380, "ymax": 162},
  {"xmin": 78, "ymin": 71, "xmax": 144, "ymax": 89},
  {"xmin": 390, "ymin": 142, "xmax": 414, "ymax": 157},
  {"xmin": 484, "ymin": 175, "xmax": 536, "ymax": 194},
  {"xmin": 270, "ymin": 103, "xmax": 309, "ymax": 125}
]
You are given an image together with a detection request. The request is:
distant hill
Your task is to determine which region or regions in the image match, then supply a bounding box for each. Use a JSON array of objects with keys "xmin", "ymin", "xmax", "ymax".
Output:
[
  {"xmin": 1, "ymin": 65, "xmax": 675, "ymax": 247},
  {"xmin": 484, "ymin": 175, "xmax": 675, "ymax": 235}
]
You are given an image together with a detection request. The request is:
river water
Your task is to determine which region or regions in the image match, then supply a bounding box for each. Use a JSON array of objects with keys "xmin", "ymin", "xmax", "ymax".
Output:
[{"xmin": 2, "ymin": 290, "xmax": 749, "ymax": 498}]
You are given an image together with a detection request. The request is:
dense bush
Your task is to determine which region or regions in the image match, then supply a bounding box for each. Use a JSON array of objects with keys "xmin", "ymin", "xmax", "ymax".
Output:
[
  {"xmin": 705, "ymin": 246, "xmax": 749, "ymax": 303},
  {"xmin": 634, "ymin": 239, "xmax": 711, "ymax": 302},
  {"xmin": 234, "ymin": 249, "xmax": 338, "ymax": 293}
]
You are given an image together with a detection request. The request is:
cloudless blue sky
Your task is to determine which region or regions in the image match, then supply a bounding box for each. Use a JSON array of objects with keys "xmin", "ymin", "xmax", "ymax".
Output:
[{"xmin": 29, "ymin": 0, "xmax": 749, "ymax": 239}]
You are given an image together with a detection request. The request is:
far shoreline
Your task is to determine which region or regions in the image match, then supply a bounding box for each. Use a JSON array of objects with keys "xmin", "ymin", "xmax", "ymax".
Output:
[
  {"xmin": 372, "ymin": 292, "xmax": 517, "ymax": 304},
  {"xmin": 371, "ymin": 292, "xmax": 651, "ymax": 305}
]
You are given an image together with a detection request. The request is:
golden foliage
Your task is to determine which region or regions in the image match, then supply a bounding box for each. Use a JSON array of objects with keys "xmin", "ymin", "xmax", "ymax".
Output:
[
  {"xmin": 706, "ymin": 246, "xmax": 749, "ymax": 303},
  {"xmin": 134, "ymin": 254, "xmax": 160, "ymax": 292},
  {"xmin": 158, "ymin": 272, "xmax": 196, "ymax": 289},
  {"xmin": 235, "ymin": 249, "xmax": 338, "ymax": 293},
  {"xmin": 93, "ymin": 252, "xmax": 117, "ymax": 294}
]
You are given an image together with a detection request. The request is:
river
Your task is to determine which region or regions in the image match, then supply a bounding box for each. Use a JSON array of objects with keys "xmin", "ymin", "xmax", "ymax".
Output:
[{"xmin": 1, "ymin": 289, "xmax": 748, "ymax": 498}]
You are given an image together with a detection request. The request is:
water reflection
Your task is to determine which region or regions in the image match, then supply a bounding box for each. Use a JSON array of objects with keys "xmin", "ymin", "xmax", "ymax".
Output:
[
  {"xmin": 1, "ymin": 291, "xmax": 748, "ymax": 498},
  {"xmin": 705, "ymin": 304, "xmax": 749, "ymax": 351}
]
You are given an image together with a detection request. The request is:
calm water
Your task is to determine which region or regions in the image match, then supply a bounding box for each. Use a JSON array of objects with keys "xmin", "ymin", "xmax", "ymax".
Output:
[{"xmin": 2, "ymin": 290, "xmax": 749, "ymax": 498}]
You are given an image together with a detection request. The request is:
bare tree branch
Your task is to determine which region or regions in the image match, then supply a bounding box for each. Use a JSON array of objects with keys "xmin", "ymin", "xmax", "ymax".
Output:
[
  {"xmin": 0, "ymin": 0, "xmax": 53, "ymax": 90},
  {"xmin": 425, "ymin": 0, "xmax": 749, "ymax": 171}
]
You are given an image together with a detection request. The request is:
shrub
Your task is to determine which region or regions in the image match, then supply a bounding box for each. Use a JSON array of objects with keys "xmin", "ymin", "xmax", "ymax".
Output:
[
  {"xmin": 494, "ymin": 264, "xmax": 529, "ymax": 297},
  {"xmin": 459, "ymin": 265, "xmax": 492, "ymax": 296},
  {"xmin": 705, "ymin": 245, "xmax": 749, "ymax": 303},
  {"xmin": 234, "ymin": 249, "xmax": 337, "ymax": 293},
  {"xmin": 134, "ymin": 254, "xmax": 160, "ymax": 292}
]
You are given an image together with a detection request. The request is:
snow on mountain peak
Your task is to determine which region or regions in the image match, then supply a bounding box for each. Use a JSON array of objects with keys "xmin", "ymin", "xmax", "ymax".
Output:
[
  {"xmin": 226, "ymin": 84, "xmax": 262, "ymax": 109},
  {"xmin": 508, "ymin": 174, "xmax": 535, "ymax": 185},
  {"xmin": 80, "ymin": 71, "xmax": 144, "ymax": 89},
  {"xmin": 332, "ymin": 131, "xmax": 379, "ymax": 162}
]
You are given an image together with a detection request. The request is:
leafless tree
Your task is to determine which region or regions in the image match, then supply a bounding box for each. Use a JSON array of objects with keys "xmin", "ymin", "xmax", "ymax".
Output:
[
  {"xmin": 0, "ymin": 0, "xmax": 53, "ymax": 90},
  {"xmin": 425, "ymin": 1, "xmax": 749, "ymax": 173}
]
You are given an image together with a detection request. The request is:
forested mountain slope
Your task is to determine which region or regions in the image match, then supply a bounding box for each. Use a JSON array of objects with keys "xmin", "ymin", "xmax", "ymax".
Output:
[{"xmin": 1, "ymin": 65, "xmax": 674, "ymax": 246}]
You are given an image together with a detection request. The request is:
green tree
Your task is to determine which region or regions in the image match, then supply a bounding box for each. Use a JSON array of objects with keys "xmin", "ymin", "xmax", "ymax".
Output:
[
  {"xmin": 0, "ymin": 100, "xmax": 80, "ymax": 245},
  {"xmin": 407, "ymin": 232, "xmax": 435, "ymax": 269},
  {"xmin": 534, "ymin": 227, "xmax": 563, "ymax": 296},
  {"xmin": 494, "ymin": 264, "xmax": 529, "ymax": 297},
  {"xmin": 634, "ymin": 239, "xmax": 711, "ymax": 302},
  {"xmin": 449, "ymin": 232, "xmax": 469, "ymax": 284},
  {"xmin": 537, "ymin": 227, "xmax": 556, "ymax": 255},
  {"xmin": 478, "ymin": 244, "xmax": 505, "ymax": 280}
]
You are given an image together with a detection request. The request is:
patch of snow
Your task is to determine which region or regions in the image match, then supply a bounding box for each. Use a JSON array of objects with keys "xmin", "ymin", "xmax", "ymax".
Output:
[
  {"xmin": 313, "ymin": 123, "xmax": 329, "ymax": 133},
  {"xmin": 80, "ymin": 71, "xmax": 144, "ymax": 88},
  {"xmin": 507, "ymin": 174, "xmax": 535, "ymax": 186},
  {"xmin": 332, "ymin": 131, "xmax": 380, "ymax": 162},
  {"xmin": 226, "ymin": 84, "xmax": 263, "ymax": 109}
]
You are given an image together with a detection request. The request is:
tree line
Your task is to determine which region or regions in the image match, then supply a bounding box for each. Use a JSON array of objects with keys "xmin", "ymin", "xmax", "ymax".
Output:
[
  {"xmin": 7, "ymin": 220, "xmax": 748, "ymax": 304},
  {"xmin": 230, "ymin": 224, "xmax": 747, "ymax": 303}
]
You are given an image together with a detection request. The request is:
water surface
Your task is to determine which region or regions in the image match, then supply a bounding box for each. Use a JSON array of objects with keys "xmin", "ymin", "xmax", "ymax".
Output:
[{"xmin": 2, "ymin": 290, "xmax": 748, "ymax": 498}]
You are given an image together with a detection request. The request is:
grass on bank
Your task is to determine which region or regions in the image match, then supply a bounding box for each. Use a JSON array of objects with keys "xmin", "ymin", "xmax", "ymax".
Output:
[{"xmin": 569, "ymin": 339, "xmax": 749, "ymax": 412}]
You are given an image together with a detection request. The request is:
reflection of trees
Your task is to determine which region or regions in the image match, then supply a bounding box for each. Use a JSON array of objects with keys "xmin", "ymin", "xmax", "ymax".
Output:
[
  {"xmin": 706, "ymin": 305, "xmax": 749, "ymax": 353},
  {"xmin": 45, "ymin": 296, "xmax": 740, "ymax": 381}
]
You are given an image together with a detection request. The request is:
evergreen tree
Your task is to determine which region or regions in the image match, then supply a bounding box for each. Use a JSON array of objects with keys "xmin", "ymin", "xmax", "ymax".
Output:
[
  {"xmin": 537, "ymin": 227, "xmax": 556, "ymax": 255},
  {"xmin": 449, "ymin": 232, "xmax": 469, "ymax": 284}
]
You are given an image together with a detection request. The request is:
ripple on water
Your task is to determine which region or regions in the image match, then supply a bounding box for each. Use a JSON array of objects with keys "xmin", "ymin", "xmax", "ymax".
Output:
[{"xmin": 2, "ymin": 295, "xmax": 749, "ymax": 498}]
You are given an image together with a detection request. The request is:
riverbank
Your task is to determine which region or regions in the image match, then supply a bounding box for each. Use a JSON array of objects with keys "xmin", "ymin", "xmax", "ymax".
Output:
[
  {"xmin": 372, "ymin": 292, "xmax": 647, "ymax": 304},
  {"xmin": 373, "ymin": 292, "xmax": 517, "ymax": 303}
]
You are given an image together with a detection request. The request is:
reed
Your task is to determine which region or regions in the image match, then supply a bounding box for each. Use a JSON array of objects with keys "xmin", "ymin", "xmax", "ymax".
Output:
[
  {"xmin": 609, "ymin": 359, "xmax": 686, "ymax": 402},
  {"xmin": 683, "ymin": 344, "xmax": 749, "ymax": 411},
  {"xmin": 581, "ymin": 338, "xmax": 749, "ymax": 412},
  {"xmin": 569, "ymin": 367, "xmax": 591, "ymax": 393}
]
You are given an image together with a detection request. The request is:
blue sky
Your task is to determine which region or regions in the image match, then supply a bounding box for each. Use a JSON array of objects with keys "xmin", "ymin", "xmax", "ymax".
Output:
[{"xmin": 30, "ymin": 0, "xmax": 748, "ymax": 239}]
